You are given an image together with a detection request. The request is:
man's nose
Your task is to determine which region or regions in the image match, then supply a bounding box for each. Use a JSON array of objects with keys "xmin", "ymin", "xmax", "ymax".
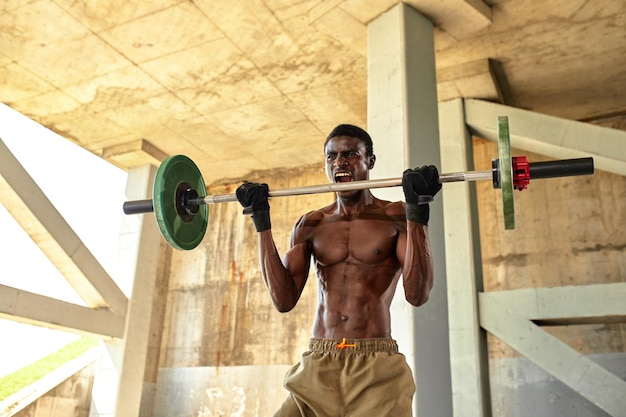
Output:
[{"xmin": 336, "ymin": 156, "xmax": 348, "ymax": 167}]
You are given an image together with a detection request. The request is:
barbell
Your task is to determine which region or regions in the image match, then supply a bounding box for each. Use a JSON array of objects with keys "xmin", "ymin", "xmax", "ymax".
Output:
[{"xmin": 122, "ymin": 116, "xmax": 594, "ymax": 250}]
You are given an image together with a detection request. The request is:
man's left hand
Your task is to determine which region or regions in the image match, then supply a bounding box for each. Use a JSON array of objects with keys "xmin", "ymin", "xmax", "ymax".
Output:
[
  {"xmin": 402, "ymin": 165, "xmax": 442, "ymax": 226},
  {"xmin": 402, "ymin": 165, "xmax": 442, "ymax": 203}
]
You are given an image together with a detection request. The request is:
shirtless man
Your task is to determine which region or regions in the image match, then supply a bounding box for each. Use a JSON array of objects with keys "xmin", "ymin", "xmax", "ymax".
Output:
[{"xmin": 236, "ymin": 124, "xmax": 441, "ymax": 417}]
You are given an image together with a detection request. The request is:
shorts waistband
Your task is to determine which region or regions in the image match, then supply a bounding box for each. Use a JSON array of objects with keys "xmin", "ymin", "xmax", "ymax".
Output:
[{"xmin": 309, "ymin": 338, "xmax": 398, "ymax": 353}]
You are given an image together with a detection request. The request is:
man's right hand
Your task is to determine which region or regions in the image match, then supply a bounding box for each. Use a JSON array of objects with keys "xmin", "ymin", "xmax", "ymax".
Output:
[{"xmin": 236, "ymin": 182, "xmax": 271, "ymax": 232}]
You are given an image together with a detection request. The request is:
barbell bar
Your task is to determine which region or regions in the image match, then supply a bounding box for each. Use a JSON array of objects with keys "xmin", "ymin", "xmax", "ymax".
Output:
[
  {"xmin": 123, "ymin": 169, "xmax": 493, "ymax": 215},
  {"xmin": 122, "ymin": 116, "xmax": 595, "ymax": 250}
]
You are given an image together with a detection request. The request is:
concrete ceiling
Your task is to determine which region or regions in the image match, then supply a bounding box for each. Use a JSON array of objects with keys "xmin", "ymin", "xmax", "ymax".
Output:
[
  {"xmin": 1, "ymin": 0, "xmax": 625, "ymax": 184},
  {"xmin": 1, "ymin": 0, "xmax": 625, "ymax": 339}
]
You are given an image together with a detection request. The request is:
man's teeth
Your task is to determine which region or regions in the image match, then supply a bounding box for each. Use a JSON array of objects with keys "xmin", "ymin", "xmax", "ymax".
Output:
[{"xmin": 335, "ymin": 172, "xmax": 352, "ymax": 181}]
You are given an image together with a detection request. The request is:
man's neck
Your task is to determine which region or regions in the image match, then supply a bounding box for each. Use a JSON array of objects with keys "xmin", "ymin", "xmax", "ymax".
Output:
[{"xmin": 334, "ymin": 190, "xmax": 376, "ymax": 216}]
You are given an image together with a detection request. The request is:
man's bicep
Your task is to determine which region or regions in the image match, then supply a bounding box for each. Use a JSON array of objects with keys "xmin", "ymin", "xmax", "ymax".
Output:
[
  {"xmin": 396, "ymin": 226, "xmax": 408, "ymax": 267},
  {"xmin": 390, "ymin": 202, "xmax": 409, "ymax": 266},
  {"xmin": 283, "ymin": 242, "xmax": 312, "ymax": 292},
  {"xmin": 285, "ymin": 212, "xmax": 315, "ymax": 289},
  {"xmin": 286, "ymin": 214, "xmax": 312, "ymax": 272}
]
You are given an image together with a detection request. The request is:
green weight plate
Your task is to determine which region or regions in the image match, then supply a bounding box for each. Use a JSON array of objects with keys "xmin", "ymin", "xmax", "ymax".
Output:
[
  {"xmin": 497, "ymin": 116, "xmax": 515, "ymax": 230},
  {"xmin": 153, "ymin": 155, "xmax": 208, "ymax": 250}
]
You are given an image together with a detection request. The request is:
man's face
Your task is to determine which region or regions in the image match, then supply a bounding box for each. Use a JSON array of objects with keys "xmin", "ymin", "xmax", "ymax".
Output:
[{"xmin": 324, "ymin": 135, "xmax": 375, "ymax": 186}]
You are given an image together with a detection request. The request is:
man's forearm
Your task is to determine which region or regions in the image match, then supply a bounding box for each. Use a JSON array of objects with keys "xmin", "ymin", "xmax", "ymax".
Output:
[
  {"xmin": 402, "ymin": 221, "xmax": 434, "ymax": 306},
  {"xmin": 258, "ymin": 231, "xmax": 301, "ymax": 312}
]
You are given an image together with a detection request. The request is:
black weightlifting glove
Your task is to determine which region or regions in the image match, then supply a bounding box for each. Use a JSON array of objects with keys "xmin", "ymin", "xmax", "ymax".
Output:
[
  {"xmin": 236, "ymin": 181, "xmax": 271, "ymax": 232},
  {"xmin": 402, "ymin": 165, "xmax": 442, "ymax": 225}
]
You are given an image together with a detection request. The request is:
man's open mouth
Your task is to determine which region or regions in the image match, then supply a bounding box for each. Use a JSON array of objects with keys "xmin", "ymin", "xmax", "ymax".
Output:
[{"xmin": 335, "ymin": 172, "xmax": 352, "ymax": 182}]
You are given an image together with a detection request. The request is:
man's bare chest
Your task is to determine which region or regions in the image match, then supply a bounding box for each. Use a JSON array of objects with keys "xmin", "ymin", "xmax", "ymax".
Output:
[{"xmin": 311, "ymin": 217, "xmax": 399, "ymax": 266}]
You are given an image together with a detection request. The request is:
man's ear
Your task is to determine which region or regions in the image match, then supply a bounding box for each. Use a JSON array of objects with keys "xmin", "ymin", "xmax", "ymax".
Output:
[{"xmin": 369, "ymin": 154, "xmax": 376, "ymax": 169}]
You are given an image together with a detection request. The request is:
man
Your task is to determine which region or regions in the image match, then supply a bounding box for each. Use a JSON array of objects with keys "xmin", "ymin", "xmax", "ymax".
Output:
[{"xmin": 236, "ymin": 124, "xmax": 441, "ymax": 417}]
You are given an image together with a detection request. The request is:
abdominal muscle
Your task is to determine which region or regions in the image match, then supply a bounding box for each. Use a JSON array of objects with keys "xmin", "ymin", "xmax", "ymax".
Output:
[
  {"xmin": 304, "ymin": 202, "xmax": 404, "ymax": 339},
  {"xmin": 311, "ymin": 259, "xmax": 401, "ymax": 339}
]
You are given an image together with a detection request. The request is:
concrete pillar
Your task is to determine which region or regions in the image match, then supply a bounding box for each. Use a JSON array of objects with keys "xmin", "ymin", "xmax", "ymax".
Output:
[
  {"xmin": 368, "ymin": 4, "xmax": 452, "ymax": 416},
  {"xmin": 439, "ymin": 98, "xmax": 491, "ymax": 417},
  {"xmin": 90, "ymin": 164, "xmax": 163, "ymax": 417},
  {"xmin": 89, "ymin": 339, "xmax": 124, "ymax": 417}
]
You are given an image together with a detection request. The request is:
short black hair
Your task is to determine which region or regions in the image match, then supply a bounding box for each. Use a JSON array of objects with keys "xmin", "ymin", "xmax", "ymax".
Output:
[{"xmin": 324, "ymin": 124, "xmax": 374, "ymax": 156}]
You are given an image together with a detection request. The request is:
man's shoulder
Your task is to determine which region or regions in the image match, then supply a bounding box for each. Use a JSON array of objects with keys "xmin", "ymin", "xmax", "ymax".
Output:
[
  {"xmin": 310, "ymin": 202, "xmax": 340, "ymax": 217},
  {"xmin": 370, "ymin": 200, "xmax": 406, "ymax": 226},
  {"xmin": 375, "ymin": 199, "xmax": 406, "ymax": 214},
  {"xmin": 293, "ymin": 206, "xmax": 329, "ymax": 228}
]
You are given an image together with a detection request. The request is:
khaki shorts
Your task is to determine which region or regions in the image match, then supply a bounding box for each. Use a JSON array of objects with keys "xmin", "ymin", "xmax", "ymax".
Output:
[{"xmin": 274, "ymin": 338, "xmax": 415, "ymax": 417}]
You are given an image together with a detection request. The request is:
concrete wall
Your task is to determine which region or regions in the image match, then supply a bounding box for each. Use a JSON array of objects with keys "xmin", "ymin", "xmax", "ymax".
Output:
[
  {"xmin": 139, "ymin": 133, "xmax": 625, "ymax": 417},
  {"xmin": 13, "ymin": 362, "xmax": 95, "ymax": 417},
  {"xmin": 152, "ymin": 164, "xmax": 331, "ymax": 416},
  {"xmin": 473, "ymin": 138, "xmax": 626, "ymax": 416},
  {"xmin": 489, "ymin": 353, "xmax": 626, "ymax": 417}
]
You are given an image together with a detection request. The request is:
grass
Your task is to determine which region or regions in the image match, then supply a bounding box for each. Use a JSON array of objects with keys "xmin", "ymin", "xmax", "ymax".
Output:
[{"xmin": 0, "ymin": 337, "xmax": 99, "ymax": 401}]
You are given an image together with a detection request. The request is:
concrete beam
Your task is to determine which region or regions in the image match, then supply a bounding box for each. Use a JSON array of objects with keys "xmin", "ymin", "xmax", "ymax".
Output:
[
  {"xmin": 439, "ymin": 98, "xmax": 491, "ymax": 417},
  {"xmin": 437, "ymin": 59, "xmax": 504, "ymax": 103},
  {"xmin": 101, "ymin": 139, "xmax": 168, "ymax": 171},
  {"xmin": 368, "ymin": 4, "xmax": 452, "ymax": 416},
  {"xmin": 479, "ymin": 285, "xmax": 626, "ymax": 416},
  {"xmin": 89, "ymin": 164, "xmax": 165, "ymax": 417},
  {"xmin": 115, "ymin": 164, "xmax": 165, "ymax": 417},
  {"xmin": 463, "ymin": 99, "xmax": 626, "ymax": 176},
  {"xmin": 0, "ymin": 138, "xmax": 128, "ymax": 315},
  {"xmin": 406, "ymin": 0, "xmax": 491, "ymax": 38},
  {"xmin": 0, "ymin": 284, "xmax": 125, "ymax": 339},
  {"xmin": 480, "ymin": 283, "xmax": 626, "ymax": 325}
]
